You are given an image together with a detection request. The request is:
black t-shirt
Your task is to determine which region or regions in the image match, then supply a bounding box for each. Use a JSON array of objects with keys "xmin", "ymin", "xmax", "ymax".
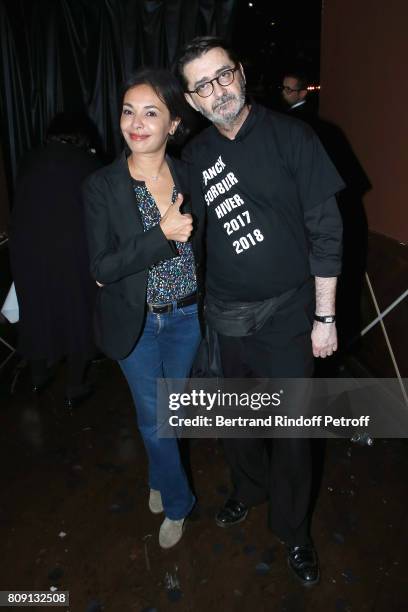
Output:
[{"xmin": 184, "ymin": 104, "xmax": 345, "ymax": 301}]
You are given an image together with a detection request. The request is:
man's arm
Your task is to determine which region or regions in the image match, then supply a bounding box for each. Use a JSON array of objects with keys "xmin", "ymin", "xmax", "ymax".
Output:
[
  {"xmin": 290, "ymin": 123, "xmax": 344, "ymax": 359},
  {"xmin": 312, "ymin": 276, "xmax": 338, "ymax": 358},
  {"xmin": 303, "ymin": 195, "xmax": 343, "ymax": 359}
]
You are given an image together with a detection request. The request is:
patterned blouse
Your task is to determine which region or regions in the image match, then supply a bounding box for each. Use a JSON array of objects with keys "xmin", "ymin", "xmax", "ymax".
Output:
[{"xmin": 133, "ymin": 180, "xmax": 196, "ymax": 304}]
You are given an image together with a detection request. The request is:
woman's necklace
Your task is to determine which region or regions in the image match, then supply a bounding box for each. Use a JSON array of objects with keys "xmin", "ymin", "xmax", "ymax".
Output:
[{"xmin": 129, "ymin": 157, "xmax": 164, "ymax": 182}]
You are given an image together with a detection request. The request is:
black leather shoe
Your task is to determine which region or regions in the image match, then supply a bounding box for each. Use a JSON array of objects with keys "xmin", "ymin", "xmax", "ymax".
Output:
[
  {"xmin": 287, "ymin": 544, "xmax": 320, "ymax": 586},
  {"xmin": 215, "ymin": 499, "xmax": 248, "ymax": 528},
  {"xmin": 64, "ymin": 384, "xmax": 93, "ymax": 410}
]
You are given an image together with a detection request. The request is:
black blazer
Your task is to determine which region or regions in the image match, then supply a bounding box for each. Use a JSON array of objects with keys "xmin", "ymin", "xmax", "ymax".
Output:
[{"xmin": 83, "ymin": 151, "xmax": 204, "ymax": 360}]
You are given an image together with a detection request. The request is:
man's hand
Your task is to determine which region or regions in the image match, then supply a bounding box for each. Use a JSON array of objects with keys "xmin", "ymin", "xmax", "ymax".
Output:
[
  {"xmin": 160, "ymin": 193, "xmax": 193, "ymax": 242},
  {"xmin": 311, "ymin": 321, "xmax": 338, "ymax": 358}
]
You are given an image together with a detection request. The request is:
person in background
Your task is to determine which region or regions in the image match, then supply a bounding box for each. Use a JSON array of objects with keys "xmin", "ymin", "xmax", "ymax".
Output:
[
  {"xmin": 9, "ymin": 113, "xmax": 102, "ymax": 408},
  {"xmin": 83, "ymin": 68, "xmax": 203, "ymax": 549},
  {"xmin": 280, "ymin": 69, "xmax": 316, "ymax": 123},
  {"xmin": 177, "ymin": 36, "xmax": 344, "ymax": 586}
]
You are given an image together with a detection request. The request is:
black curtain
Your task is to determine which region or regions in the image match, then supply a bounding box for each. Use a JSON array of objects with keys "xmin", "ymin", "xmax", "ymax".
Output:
[{"xmin": 0, "ymin": 0, "xmax": 236, "ymax": 193}]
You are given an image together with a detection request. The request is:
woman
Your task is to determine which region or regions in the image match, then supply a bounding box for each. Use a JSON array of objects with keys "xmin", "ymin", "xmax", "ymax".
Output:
[
  {"xmin": 83, "ymin": 69, "xmax": 203, "ymax": 549},
  {"xmin": 10, "ymin": 113, "xmax": 102, "ymax": 406}
]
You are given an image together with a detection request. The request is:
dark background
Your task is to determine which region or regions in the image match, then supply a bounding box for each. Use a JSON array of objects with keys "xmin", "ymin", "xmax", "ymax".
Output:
[
  {"xmin": 232, "ymin": 0, "xmax": 321, "ymax": 107},
  {"xmin": 0, "ymin": 0, "xmax": 322, "ymax": 195}
]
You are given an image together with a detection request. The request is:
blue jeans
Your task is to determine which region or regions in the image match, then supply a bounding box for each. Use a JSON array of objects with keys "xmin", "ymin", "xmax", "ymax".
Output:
[{"xmin": 119, "ymin": 302, "xmax": 201, "ymax": 520}]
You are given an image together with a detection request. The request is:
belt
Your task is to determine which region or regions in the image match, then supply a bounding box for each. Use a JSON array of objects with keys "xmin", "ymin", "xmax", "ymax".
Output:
[{"xmin": 147, "ymin": 292, "xmax": 197, "ymax": 314}]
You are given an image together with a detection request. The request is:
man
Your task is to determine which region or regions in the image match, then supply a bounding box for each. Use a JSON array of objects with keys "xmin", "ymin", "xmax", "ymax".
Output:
[
  {"xmin": 281, "ymin": 70, "xmax": 314, "ymax": 122},
  {"xmin": 177, "ymin": 37, "xmax": 344, "ymax": 586}
]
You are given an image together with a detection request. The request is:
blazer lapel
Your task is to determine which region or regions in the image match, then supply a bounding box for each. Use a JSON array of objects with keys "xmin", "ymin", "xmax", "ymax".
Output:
[
  {"xmin": 167, "ymin": 155, "xmax": 204, "ymax": 263},
  {"xmin": 107, "ymin": 150, "xmax": 144, "ymax": 229}
]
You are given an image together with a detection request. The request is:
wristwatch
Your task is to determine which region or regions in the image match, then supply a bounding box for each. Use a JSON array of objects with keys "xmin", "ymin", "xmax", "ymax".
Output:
[{"xmin": 314, "ymin": 314, "xmax": 336, "ymax": 323}]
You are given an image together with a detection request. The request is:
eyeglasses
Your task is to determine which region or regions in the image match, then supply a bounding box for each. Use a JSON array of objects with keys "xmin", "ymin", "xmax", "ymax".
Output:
[
  {"xmin": 187, "ymin": 67, "xmax": 239, "ymax": 98},
  {"xmin": 279, "ymin": 85, "xmax": 303, "ymax": 94}
]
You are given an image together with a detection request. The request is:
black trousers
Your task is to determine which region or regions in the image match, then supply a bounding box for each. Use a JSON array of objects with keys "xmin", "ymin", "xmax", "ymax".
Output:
[
  {"xmin": 31, "ymin": 353, "xmax": 91, "ymax": 394},
  {"xmin": 218, "ymin": 281, "xmax": 315, "ymax": 546}
]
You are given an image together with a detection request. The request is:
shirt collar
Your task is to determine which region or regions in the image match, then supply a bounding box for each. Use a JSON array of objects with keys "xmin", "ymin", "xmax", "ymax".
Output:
[{"xmin": 290, "ymin": 100, "xmax": 306, "ymax": 110}]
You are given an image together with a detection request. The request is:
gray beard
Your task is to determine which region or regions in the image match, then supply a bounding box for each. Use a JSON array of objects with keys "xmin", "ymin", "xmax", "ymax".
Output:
[{"xmin": 200, "ymin": 89, "xmax": 246, "ymax": 128}]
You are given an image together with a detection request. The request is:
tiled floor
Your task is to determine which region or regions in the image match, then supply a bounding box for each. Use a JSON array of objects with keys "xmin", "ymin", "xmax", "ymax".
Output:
[{"xmin": 1, "ymin": 357, "xmax": 407, "ymax": 612}]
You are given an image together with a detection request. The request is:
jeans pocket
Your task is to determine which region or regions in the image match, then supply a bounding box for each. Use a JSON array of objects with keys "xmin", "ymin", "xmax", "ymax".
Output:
[{"xmin": 178, "ymin": 303, "xmax": 198, "ymax": 316}]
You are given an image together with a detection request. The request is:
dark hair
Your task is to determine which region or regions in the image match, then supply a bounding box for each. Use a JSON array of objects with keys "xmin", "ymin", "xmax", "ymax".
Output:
[
  {"xmin": 176, "ymin": 36, "xmax": 240, "ymax": 90},
  {"xmin": 121, "ymin": 67, "xmax": 191, "ymax": 143},
  {"xmin": 283, "ymin": 69, "xmax": 310, "ymax": 91},
  {"xmin": 46, "ymin": 112, "xmax": 97, "ymax": 150}
]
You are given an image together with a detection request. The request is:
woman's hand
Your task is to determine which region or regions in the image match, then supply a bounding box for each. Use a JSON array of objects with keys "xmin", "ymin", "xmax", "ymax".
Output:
[{"xmin": 159, "ymin": 194, "xmax": 193, "ymax": 242}]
